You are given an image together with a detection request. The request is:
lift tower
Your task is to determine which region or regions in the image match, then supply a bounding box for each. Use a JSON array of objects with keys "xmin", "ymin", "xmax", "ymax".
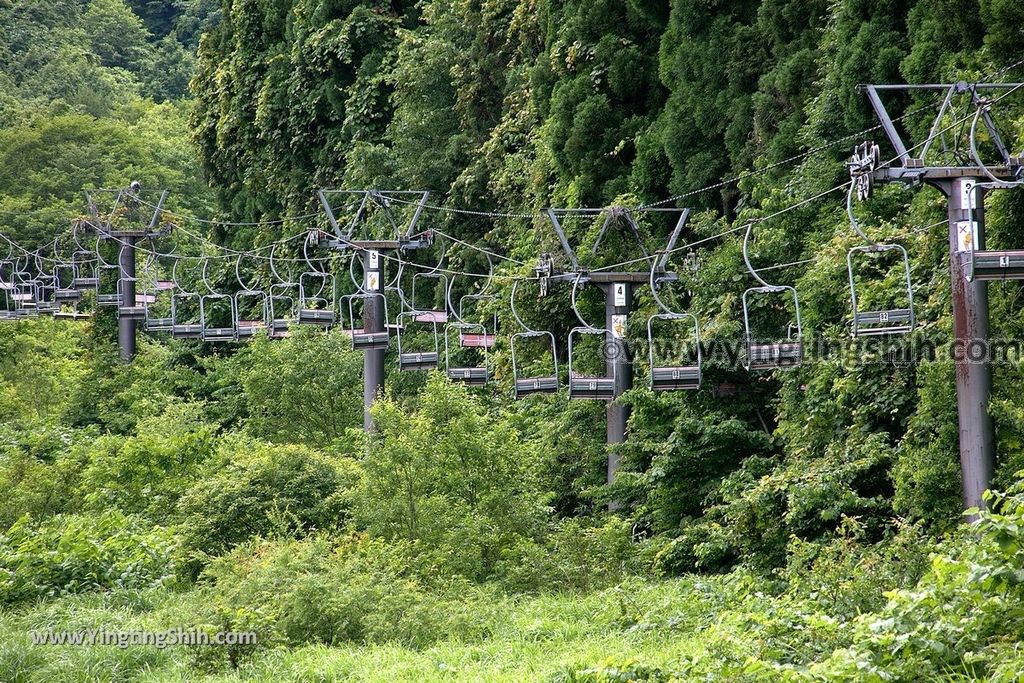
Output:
[
  {"xmin": 855, "ymin": 81, "xmax": 1023, "ymax": 515},
  {"xmin": 318, "ymin": 189, "xmax": 433, "ymax": 431},
  {"xmin": 83, "ymin": 184, "xmax": 169, "ymax": 361},
  {"xmin": 541, "ymin": 206, "xmax": 691, "ymax": 488}
]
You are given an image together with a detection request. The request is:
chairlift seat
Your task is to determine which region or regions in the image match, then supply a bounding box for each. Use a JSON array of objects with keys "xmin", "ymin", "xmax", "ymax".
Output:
[
  {"xmin": 447, "ymin": 366, "xmax": 488, "ymax": 386},
  {"xmin": 349, "ymin": 329, "xmax": 390, "ymax": 351},
  {"xmin": 269, "ymin": 319, "xmax": 291, "ymax": 337},
  {"xmin": 171, "ymin": 324, "xmax": 203, "ymax": 339},
  {"xmin": 514, "ymin": 376, "xmax": 559, "ymax": 398},
  {"xmin": 236, "ymin": 320, "xmax": 267, "ymax": 339},
  {"xmin": 297, "ymin": 309, "xmax": 336, "ymax": 326},
  {"xmin": 118, "ymin": 306, "xmax": 147, "ymax": 320},
  {"xmin": 460, "ymin": 332, "xmax": 496, "ymax": 348},
  {"xmin": 145, "ymin": 316, "xmax": 173, "ymax": 332},
  {"xmin": 414, "ymin": 310, "xmax": 447, "ymax": 324},
  {"xmin": 968, "ymin": 250, "xmax": 1024, "ymax": 281},
  {"xmin": 747, "ymin": 341, "xmax": 803, "ymax": 370},
  {"xmin": 651, "ymin": 366, "xmax": 701, "ymax": 391},
  {"xmin": 35, "ymin": 302, "xmax": 55, "ymax": 317},
  {"xmin": 156, "ymin": 280, "xmax": 176, "ymax": 291},
  {"xmin": 72, "ymin": 277, "xmax": 99, "ymax": 290},
  {"xmin": 55, "ymin": 288, "xmax": 82, "ymax": 302},
  {"xmin": 568, "ymin": 374, "xmax": 616, "ymax": 400},
  {"xmin": 399, "ymin": 351, "xmax": 439, "ymax": 371},
  {"xmin": 852, "ymin": 308, "xmax": 913, "ymax": 336},
  {"xmin": 202, "ymin": 327, "xmax": 236, "ymax": 342},
  {"xmin": 54, "ymin": 310, "xmax": 91, "ymax": 321},
  {"xmin": 96, "ymin": 293, "xmax": 120, "ymax": 306}
]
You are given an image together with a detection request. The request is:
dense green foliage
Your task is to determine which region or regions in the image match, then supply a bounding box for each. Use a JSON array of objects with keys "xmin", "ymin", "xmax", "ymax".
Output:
[{"xmin": 2, "ymin": 0, "xmax": 1024, "ymax": 680}]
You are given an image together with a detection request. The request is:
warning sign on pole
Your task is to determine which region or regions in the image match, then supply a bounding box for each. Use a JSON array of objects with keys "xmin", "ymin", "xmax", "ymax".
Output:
[
  {"xmin": 956, "ymin": 221, "xmax": 979, "ymax": 252},
  {"xmin": 611, "ymin": 314, "xmax": 626, "ymax": 339}
]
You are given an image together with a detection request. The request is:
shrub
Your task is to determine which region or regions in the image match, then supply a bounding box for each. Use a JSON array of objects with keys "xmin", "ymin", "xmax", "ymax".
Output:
[
  {"xmin": 0, "ymin": 423, "xmax": 91, "ymax": 529},
  {"xmin": 76, "ymin": 402, "xmax": 216, "ymax": 522},
  {"xmin": 0, "ymin": 510, "xmax": 177, "ymax": 606},
  {"xmin": 175, "ymin": 436, "xmax": 359, "ymax": 571},
  {"xmin": 498, "ymin": 516, "xmax": 645, "ymax": 593},
  {"xmin": 761, "ymin": 480, "xmax": 1024, "ymax": 681},
  {"xmin": 236, "ymin": 330, "xmax": 364, "ymax": 449},
  {"xmin": 356, "ymin": 373, "xmax": 550, "ymax": 581},
  {"xmin": 196, "ymin": 534, "xmax": 496, "ymax": 662}
]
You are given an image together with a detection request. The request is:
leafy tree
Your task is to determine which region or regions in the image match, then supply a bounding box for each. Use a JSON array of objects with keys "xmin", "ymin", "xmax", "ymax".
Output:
[{"xmin": 82, "ymin": 0, "xmax": 154, "ymax": 73}]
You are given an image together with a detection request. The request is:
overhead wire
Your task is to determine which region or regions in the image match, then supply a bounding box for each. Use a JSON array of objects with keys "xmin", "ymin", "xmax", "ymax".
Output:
[{"xmin": 1, "ymin": 72, "xmax": 1022, "ymax": 285}]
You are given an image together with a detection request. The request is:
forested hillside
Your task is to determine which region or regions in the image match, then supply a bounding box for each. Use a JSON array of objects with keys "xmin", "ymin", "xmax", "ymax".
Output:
[{"xmin": 3, "ymin": 0, "xmax": 1024, "ymax": 681}]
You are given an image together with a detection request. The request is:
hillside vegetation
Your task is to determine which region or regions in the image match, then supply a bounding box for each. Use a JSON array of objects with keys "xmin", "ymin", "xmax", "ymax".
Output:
[{"xmin": 2, "ymin": 0, "xmax": 1024, "ymax": 681}]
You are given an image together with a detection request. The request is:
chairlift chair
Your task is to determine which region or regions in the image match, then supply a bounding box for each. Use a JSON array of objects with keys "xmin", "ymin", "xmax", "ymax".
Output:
[
  {"xmin": 0, "ymin": 286, "xmax": 14, "ymax": 321},
  {"xmin": 95, "ymin": 264, "xmax": 121, "ymax": 306},
  {"xmin": 171, "ymin": 292, "xmax": 203, "ymax": 339},
  {"xmin": 117, "ymin": 275, "xmax": 149, "ymax": 320},
  {"xmin": 52, "ymin": 263, "xmax": 92, "ymax": 320},
  {"xmin": 10, "ymin": 274, "xmax": 39, "ymax": 318},
  {"xmin": 844, "ymin": 162, "xmax": 915, "ymax": 336},
  {"xmin": 232, "ymin": 256, "xmax": 269, "ymax": 339},
  {"xmin": 235, "ymin": 290, "xmax": 269, "ymax": 339},
  {"xmin": 647, "ymin": 256, "xmax": 701, "ymax": 391},
  {"xmin": 456, "ymin": 293, "xmax": 497, "ymax": 349},
  {"xmin": 742, "ymin": 286, "xmax": 804, "ymax": 370},
  {"xmin": 145, "ymin": 278, "xmax": 177, "ymax": 332},
  {"xmin": 442, "ymin": 283, "xmax": 493, "ymax": 386},
  {"xmin": 54, "ymin": 263, "xmax": 82, "ymax": 304},
  {"xmin": 71, "ymin": 252, "xmax": 99, "ymax": 290},
  {"xmin": 266, "ymin": 245, "xmax": 298, "ymax": 338},
  {"xmin": 169, "ymin": 260, "xmax": 202, "ymax": 339},
  {"xmin": 268, "ymin": 284, "xmax": 296, "ymax": 339},
  {"xmin": 957, "ymin": 100, "xmax": 1024, "ymax": 279},
  {"xmin": 410, "ymin": 271, "xmax": 449, "ymax": 324},
  {"xmin": 847, "ymin": 245, "xmax": 914, "ymax": 335},
  {"xmin": 0, "ymin": 259, "xmax": 15, "ymax": 320},
  {"xmin": 297, "ymin": 270, "xmax": 337, "ymax": 326},
  {"xmin": 338, "ymin": 251, "xmax": 391, "ymax": 350},
  {"xmin": 200, "ymin": 293, "xmax": 237, "ymax": 342},
  {"xmin": 396, "ymin": 310, "xmax": 440, "ymax": 370},
  {"xmin": 196, "ymin": 259, "xmax": 236, "ymax": 341},
  {"xmin": 741, "ymin": 223, "xmax": 803, "ymax": 370},
  {"xmin": 567, "ymin": 274, "xmax": 616, "ymax": 400},
  {"xmin": 31, "ymin": 254, "xmax": 58, "ymax": 316},
  {"xmin": 295, "ymin": 234, "xmax": 337, "ymax": 327},
  {"xmin": 509, "ymin": 280, "xmax": 559, "ymax": 398},
  {"xmin": 344, "ymin": 292, "xmax": 391, "ymax": 350}
]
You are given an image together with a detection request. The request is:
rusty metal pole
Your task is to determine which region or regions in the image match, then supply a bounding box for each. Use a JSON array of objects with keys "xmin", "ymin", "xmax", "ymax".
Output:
[
  {"xmin": 945, "ymin": 177, "xmax": 996, "ymax": 516},
  {"xmin": 362, "ymin": 249, "xmax": 385, "ymax": 431},
  {"xmin": 604, "ymin": 282, "xmax": 633, "ymax": 494},
  {"xmin": 117, "ymin": 237, "xmax": 137, "ymax": 361}
]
